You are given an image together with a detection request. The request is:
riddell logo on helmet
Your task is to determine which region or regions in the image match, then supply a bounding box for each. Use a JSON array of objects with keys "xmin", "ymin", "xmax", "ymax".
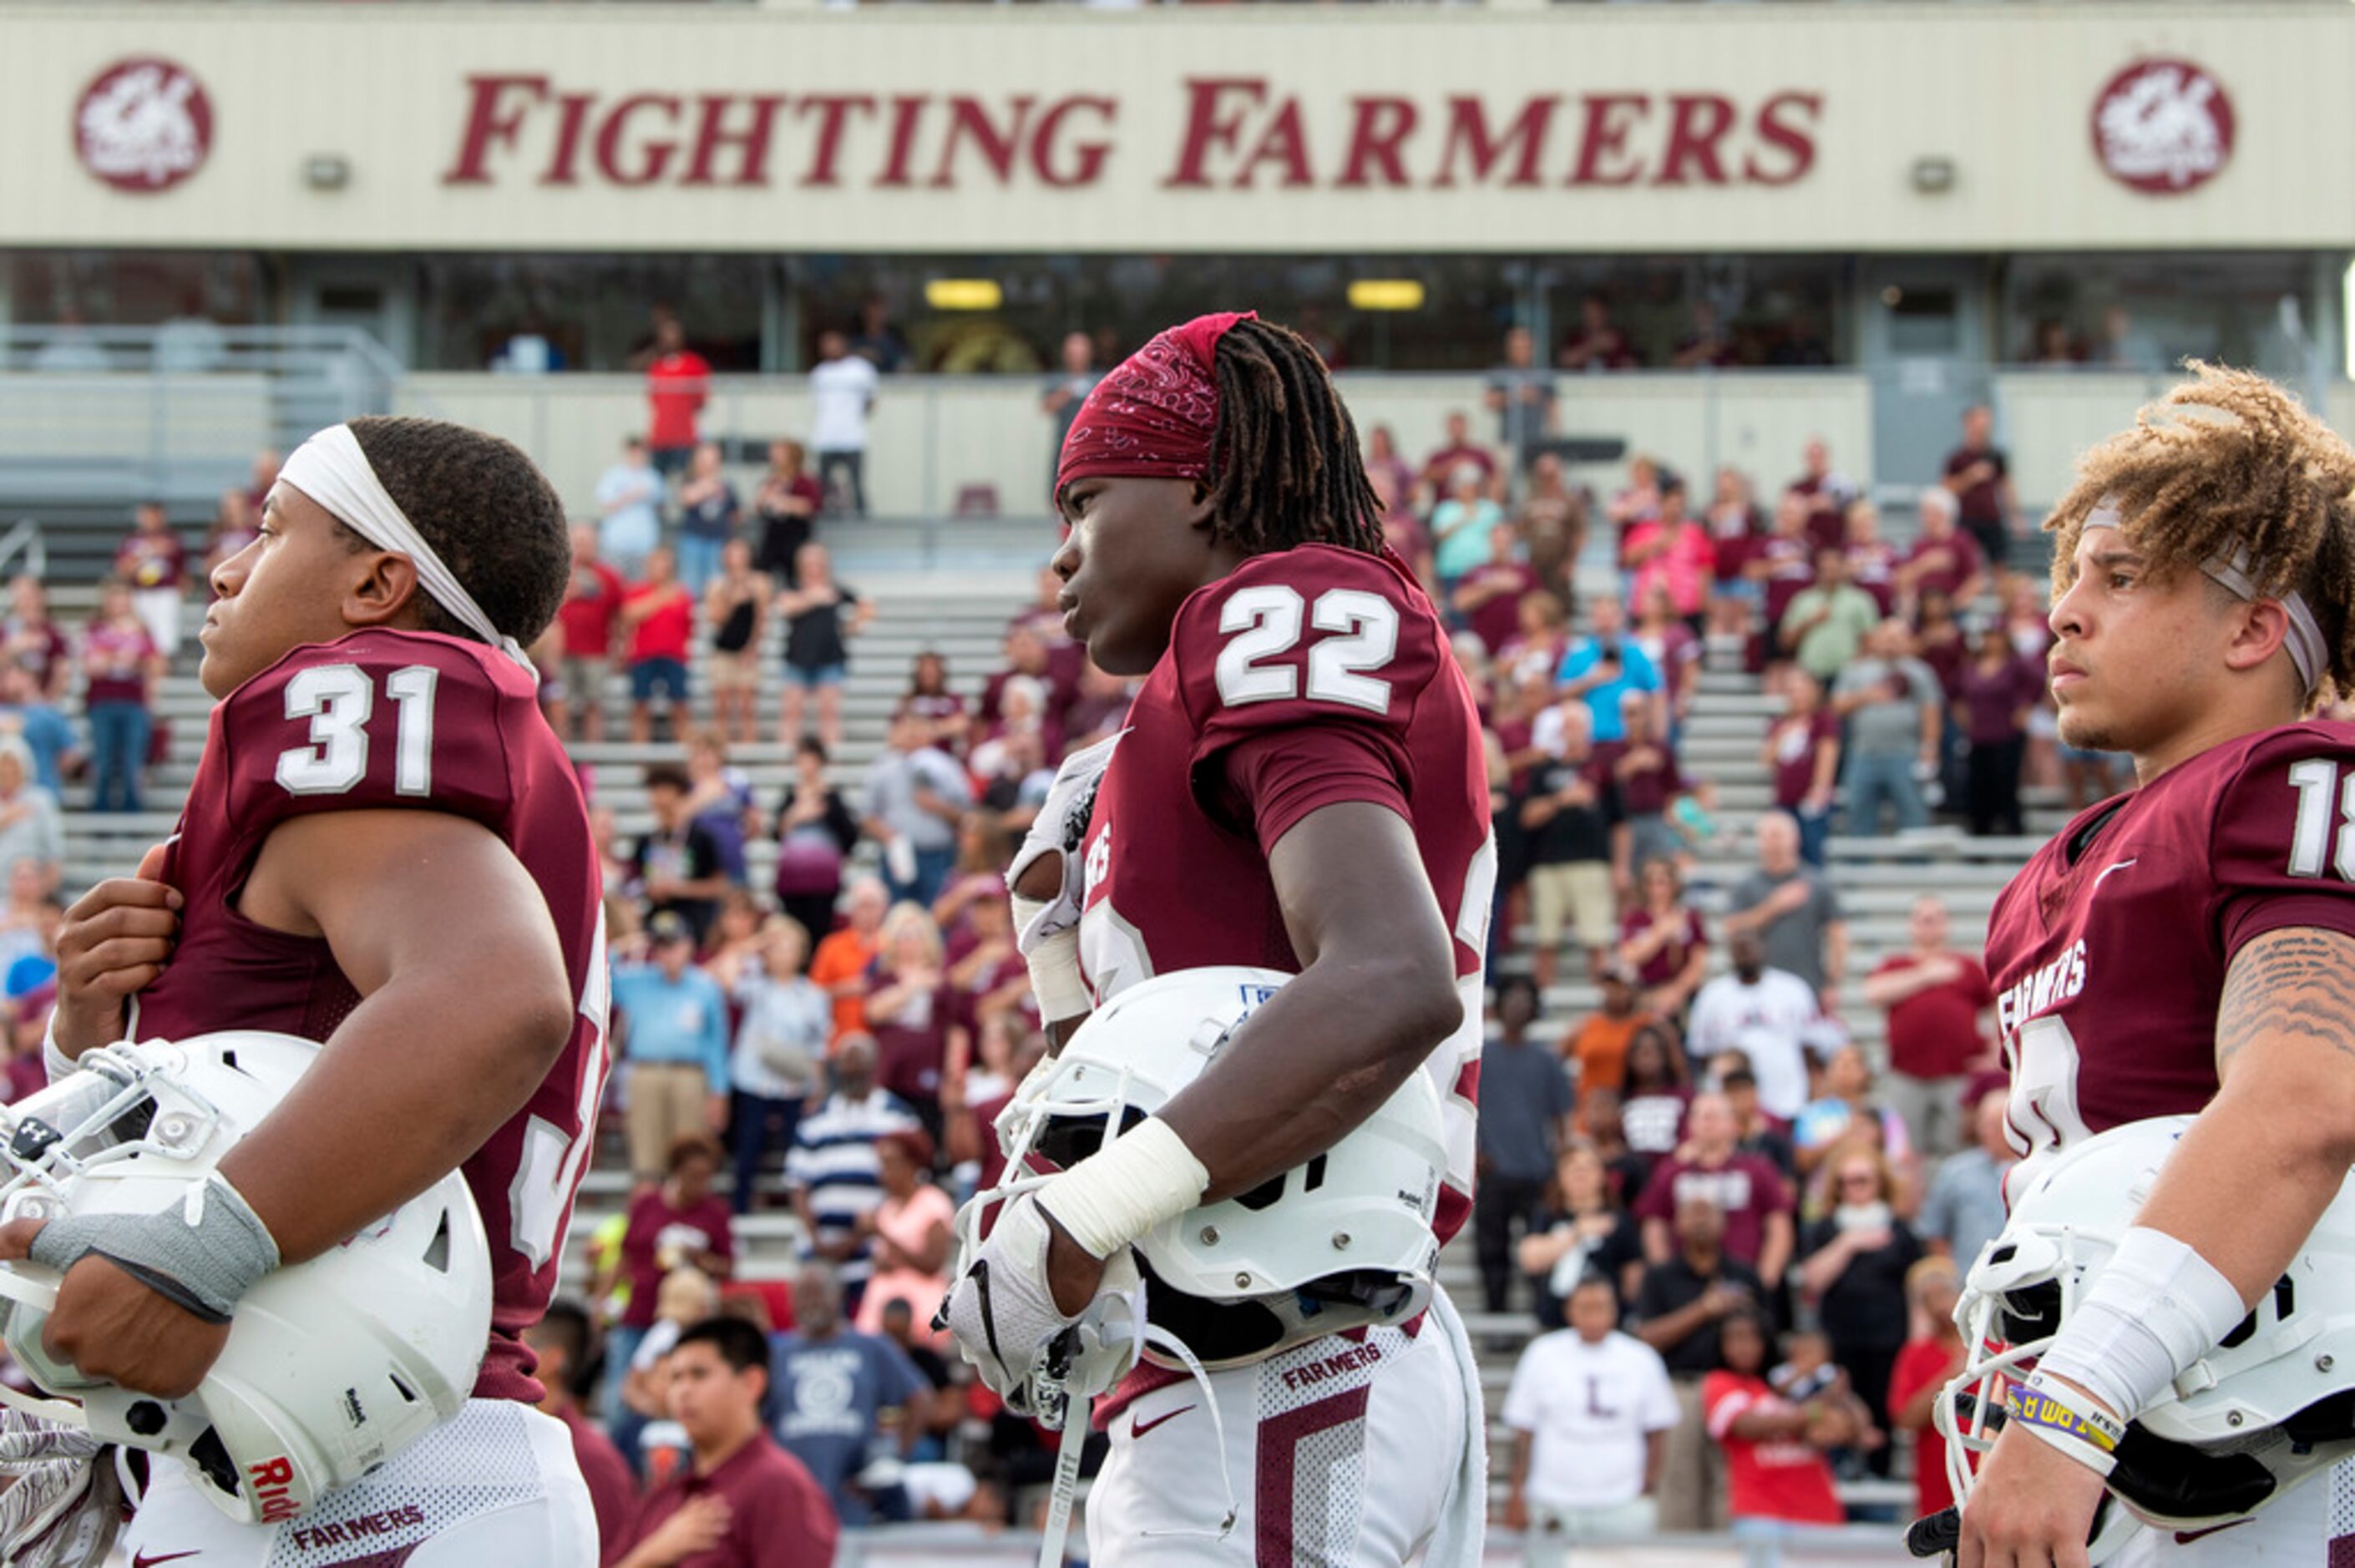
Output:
[{"xmin": 248, "ymin": 1455, "xmax": 300, "ymax": 1522}]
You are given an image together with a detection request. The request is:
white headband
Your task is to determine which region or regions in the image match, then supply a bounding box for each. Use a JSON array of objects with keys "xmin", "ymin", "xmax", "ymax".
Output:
[
  {"xmin": 278, "ymin": 425, "xmax": 535, "ymax": 675},
  {"xmin": 2084, "ymin": 497, "xmax": 2327, "ymax": 696}
]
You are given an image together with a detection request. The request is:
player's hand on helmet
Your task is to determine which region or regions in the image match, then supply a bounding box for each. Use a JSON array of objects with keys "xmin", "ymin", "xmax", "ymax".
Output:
[
  {"xmin": 940, "ymin": 1192, "xmax": 1137, "ymax": 1414},
  {"xmin": 53, "ymin": 843, "xmax": 179, "ymax": 1056},
  {"xmin": 0, "ymin": 1229, "xmax": 230, "ymax": 1401},
  {"xmin": 1957, "ymin": 1419, "xmax": 2107, "ymax": 1568}
]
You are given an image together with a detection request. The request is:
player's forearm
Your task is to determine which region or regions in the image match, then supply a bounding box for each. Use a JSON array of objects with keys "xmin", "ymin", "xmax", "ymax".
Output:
[
  {"xmin": 219, "ymin": 969, "xmax": 571, "ymax": 1264},
  {"xmin": 1159, "ymin": 949, "xmax": 1455, "ymax": 1201}
]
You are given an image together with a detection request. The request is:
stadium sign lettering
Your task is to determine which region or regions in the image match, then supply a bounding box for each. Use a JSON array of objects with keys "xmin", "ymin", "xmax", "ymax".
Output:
[{"xmin": 442, "ymin": 73, "xmax": 1820, "ymax": 192}]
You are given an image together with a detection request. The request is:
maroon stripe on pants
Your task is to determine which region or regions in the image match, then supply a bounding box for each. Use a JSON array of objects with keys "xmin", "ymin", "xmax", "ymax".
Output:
[{"xmin": 1255, "ymin": 1385, "xmax": 1372, "ymax": 1568}]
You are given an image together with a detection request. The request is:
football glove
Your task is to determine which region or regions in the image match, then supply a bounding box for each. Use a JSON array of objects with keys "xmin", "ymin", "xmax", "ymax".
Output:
[
  {"xmin": 939, "ymin": 1192, "xmax": 1142, "ymax": 1419},
  {"xmin": 0, "ymin": 1411, "xmax": 119, "ymax": 1568}
]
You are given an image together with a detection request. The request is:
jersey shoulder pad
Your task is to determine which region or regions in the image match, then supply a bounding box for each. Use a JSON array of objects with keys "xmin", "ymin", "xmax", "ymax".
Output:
[
  {"xmin": 220, "ymin": 630, "xmax": 519, "ymax": 833},
  {"xmin": 2204, "ymin": 721, "xmax": 2355, "ymax": 898},
  {"xmin": 1170, "ymin": 545, "xmax": 1444, "ymax": 736}
]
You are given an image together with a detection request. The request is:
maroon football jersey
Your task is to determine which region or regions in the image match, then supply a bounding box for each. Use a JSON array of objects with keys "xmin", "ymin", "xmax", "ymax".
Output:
[
  {"xmin": 1075, "ymin": 544, "xmax": 1494, "ymax": 1249},
  {"xmin": 1986, "ymin": 721, "xmax": 2355, "ymax": 1203},
  {"xmin": 130, "ymin": 629, "xmax": 609, "ymax": 1403}
]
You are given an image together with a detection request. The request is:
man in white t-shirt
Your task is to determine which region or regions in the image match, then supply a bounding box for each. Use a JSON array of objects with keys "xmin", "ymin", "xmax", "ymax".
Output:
[
  {"xmin": 1503, "ymin": 1275, "xmax": 1679, "ymax": 1560},
  {"xmin": 1685, "ymin": 930, "xmax": 1829, "ymax": 1120},
  {"xmin": 808, "ymin": 330, "xmax": 880, "ymax": 518}
]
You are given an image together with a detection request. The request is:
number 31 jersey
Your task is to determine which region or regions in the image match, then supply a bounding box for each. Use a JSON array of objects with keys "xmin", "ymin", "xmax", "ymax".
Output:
[
  {"xmin": 129, "ymin": 630, "xmax": 610, "ymax": 1405},
  {"xmin": 1985, "ymin": 721, "xmax": 2355, "ymax": 1203},
  {"xmin": 1076, "ymin": 544, "xmax": 1494, "ymax": 1248}
]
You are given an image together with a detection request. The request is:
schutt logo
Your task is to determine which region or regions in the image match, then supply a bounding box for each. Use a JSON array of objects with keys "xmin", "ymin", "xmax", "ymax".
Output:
[
  {"xmin": 2090, "ymin": 57, "xmax": 2233, "ymax": 195},
  {"xmin": 75, "ymin": 57, "xmax": 213, "ymax": 194}
]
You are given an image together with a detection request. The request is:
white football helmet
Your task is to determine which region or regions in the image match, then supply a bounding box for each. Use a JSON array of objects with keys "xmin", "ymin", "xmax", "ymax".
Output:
[
  {"xmin": 1940, "ymin": 1115, "xmax": 2355, "ymax": 1557},
  {"xmin": 0, "ymin": 1033, "xmax": 493, "ymax": 1525},
  {"xmin": 990, "ymin": 966, "xmax": 1447, "ymax": 1369}
]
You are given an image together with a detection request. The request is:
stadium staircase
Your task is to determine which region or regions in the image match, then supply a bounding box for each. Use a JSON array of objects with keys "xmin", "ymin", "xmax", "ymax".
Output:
[{"xmin": 49, "ymin": 534, "xmax": 2061, "ymax": 1523}]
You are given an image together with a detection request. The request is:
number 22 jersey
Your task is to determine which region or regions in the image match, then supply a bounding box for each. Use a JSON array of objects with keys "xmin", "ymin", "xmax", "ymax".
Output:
[
  {"xmin": 1075, "ymin": 544, "xmax": 1494, "ymax": 1250},
  {"xmin": 126, "ymin": 629, "xmax": 610, "ymax": 1404},
  {"xmin": 1984, "ymin": 721, "xmax": 2355, "ymax": 1203}
]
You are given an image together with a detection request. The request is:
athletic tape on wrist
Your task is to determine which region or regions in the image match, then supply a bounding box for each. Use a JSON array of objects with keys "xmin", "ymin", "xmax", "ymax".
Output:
[
  {"xmin": 1024, "ymin": 928, "xmax": 1091, "ymax": 1023},
  {"xmin": 2037, "ymin": 1226, "xmax": 2246, "ymax": 1421},
  {"xmin": 1036, "ymin": 1118, "xmax": 1210, "ymax": 1262},
  {"xmin": 27, "ymin": 1172, "xmax": 280, "ymax": 1324}
]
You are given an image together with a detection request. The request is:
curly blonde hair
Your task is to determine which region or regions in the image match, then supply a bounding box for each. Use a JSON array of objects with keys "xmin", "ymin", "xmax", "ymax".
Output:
[{"xmin": 2045, "ymin": 362, "xmax": 2355, "ymax": 706}]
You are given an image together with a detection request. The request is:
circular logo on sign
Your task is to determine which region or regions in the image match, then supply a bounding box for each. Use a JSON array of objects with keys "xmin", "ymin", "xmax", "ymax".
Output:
[
  {"xmin": 74, "ymin": 58, "xmax": 212, "ymax": 194},
  {"xmin": 2091, "ymin": 58, "xmax": 2233, "ymax": 195}
]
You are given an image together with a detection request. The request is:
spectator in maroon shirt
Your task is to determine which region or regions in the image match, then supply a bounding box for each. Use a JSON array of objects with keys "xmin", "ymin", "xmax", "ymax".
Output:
[
  {"xmin": 1618, "ymin": 857, "xmax": 1710, "ymax": 1023},
  {"xmin": 1705, "ymin": 465, "xmax": 1766, "ymax": 640},
  {"xmin": 1451, "ymin": 523, "xmax": 1540, "ymax": 657},
  {"xmin": 1515, "ymin": 452, "xmax": 1586, "ymax": 602},
  {"xmin": 1634, "ymin": 1091, "xmax": 1795, "ymax": 1286},
  {"xmin": 115, "ymin": 499, "xmax": 188, "ymax": 656},
  {"xmin": 616, "ymin": 1317, "xmax": 839, "ymax": 1568},
  {"xmin": 1557, "ymin": 290, "xmax": 1641, "ymax": 372},
  {"xmin": 1362, "ymin": 424, "xmax": 1420, "ymax": 520},
  {"xmin": 1861, "ymin": 897, "xmax": 1994, "ymax": 1162},
  {"xmin": 1941, "ymin": 404, "xmax": 2019, "ymax": 571},
  {"xmin": 639, "ymin": 311, "xmax": 711, "ymax": 479},
  {"xmin": 1417, "ymin": 410, "xmax": 1501, "ymax": 506},
  {"xmin": 1599, "ymin": 699, "xmax": 1688, "ymax": 878},
  {"xmin": 1842, "ymin": 499, "xmax": 1899, "ymax": 616},
  {"xmin": 203, "ymin": 489, "xmax": 261, "ymax": 596},
  {"xmin": 892, "ymin": 650, "xmax": 970, "ymax": 759},
  {"xmin": 1670, "ymin": 300, "xmax": 1739, "ymax": 370},
  {"xmin": 554, "ymin": 525, "xmax": 629, "ymax": 743},
  {"xmin": 78, "ymin": 579, "xmax": 162, "ymax": 814},
  {"xmin": 524, "ymin": 1301, "xmax": 639, "ymax": 1565},
  {"xmin": 1762, "ymin": 671, "xmax": 1839, "ymax": 867},
  {"xmin": 861, "ymin": 904, "xmax": 960, "ymax": 1145},
  {"xmin": 1783, "ymin": 439, "xmax": 1857, "ymax": 554},
  {"xmin": 752, "ymin": 439, "xmax": 824, "ymax": 587},
  {"xmin": 1893, "ymin": 489, "xmax": 1987, "ymax": 616},
  {"xmin": 1745, "ymin": 492, "xmax": 1817, "ymax": 677},
  {"xmin": 1952, "ymin": 622, "xmax": 2041, "ymax": 838}
]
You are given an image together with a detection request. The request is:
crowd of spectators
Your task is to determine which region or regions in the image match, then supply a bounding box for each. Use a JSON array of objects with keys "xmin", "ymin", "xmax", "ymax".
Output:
[{"xmin": 0, "ymin": 354, "xmax": 2233, "ymax": 1554}]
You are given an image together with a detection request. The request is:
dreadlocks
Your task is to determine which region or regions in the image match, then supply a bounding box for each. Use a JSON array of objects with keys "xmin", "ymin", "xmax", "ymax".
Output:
[
  {"xmin": 1203, "ymin": 318, "xmax": 1387, "ymax": 557},
  {"xmin": 2047, "ymin": 363, "xmax": 2355, "ymax": 704}
]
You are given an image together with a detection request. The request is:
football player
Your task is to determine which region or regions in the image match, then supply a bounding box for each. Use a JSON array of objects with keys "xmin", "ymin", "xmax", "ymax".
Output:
[
  {"xmin": 939, "ymin": 312, "xmax": 1493, "ymax": 1563},
  {"xmin": 1956, "ymin": 365, "xmax": 2355, "ymax": 1565},
  {"xmin": 13, "ymin": 417, "xmax": 605, "ymax": 1560}
]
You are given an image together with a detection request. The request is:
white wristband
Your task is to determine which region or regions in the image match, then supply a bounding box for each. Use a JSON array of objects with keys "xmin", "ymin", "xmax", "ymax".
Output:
[
  {"xmin": 40, "ymin": 1009, "xmax": 76, "ymax": 1087},
  {"xmin": 1036, "ymin": 1117, "xmax": 1210, "ymax": 1262},
  {"xmin": 2038, "ymin": 1226, "xmax": 2247, "ymax": 1422},
  {"xmin": 1023, "ymin": 927, "xmax": 1091, "ymax": 1024}
]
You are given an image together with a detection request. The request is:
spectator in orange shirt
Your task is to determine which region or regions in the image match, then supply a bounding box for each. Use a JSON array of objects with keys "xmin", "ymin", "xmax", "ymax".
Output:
[
  {"xmin": 1563, "ymin": 962, "xmax": 1650, "ymax": 1120},
  {"xmin": 641, "ymin": 313, "xmax": 711, "ymax": 480},
  {"xmin": 809, "ymin": 876, "xmax": 889, "ymax": 1050}
]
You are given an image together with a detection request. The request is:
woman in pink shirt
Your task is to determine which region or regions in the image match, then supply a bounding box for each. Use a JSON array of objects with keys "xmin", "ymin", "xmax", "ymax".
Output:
[{"xmin": 853, "ymin": 1129, "xmax": 955, "ymax": 1348}]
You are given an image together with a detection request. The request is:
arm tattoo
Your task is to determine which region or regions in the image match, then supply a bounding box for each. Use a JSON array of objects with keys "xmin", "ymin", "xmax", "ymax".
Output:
[{"xmin": 2216, "ymin": 928, "xmax": 2355, "ymax": 1075}]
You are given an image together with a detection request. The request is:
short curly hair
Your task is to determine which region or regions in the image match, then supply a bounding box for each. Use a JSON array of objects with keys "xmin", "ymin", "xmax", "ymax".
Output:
[
  {"xmin": 2045, "ymin": 363, "xmax": 2355, "ymax": 706},
  {"xmin": 337, "ymin": 416, "xmax": 571, "ymax": 649}
]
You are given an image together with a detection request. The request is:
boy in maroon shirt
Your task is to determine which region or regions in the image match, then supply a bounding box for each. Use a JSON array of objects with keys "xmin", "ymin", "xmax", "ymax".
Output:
[{"xmin": 618, "ymin": 1318, "xmax": 838, "ymax": 1568}]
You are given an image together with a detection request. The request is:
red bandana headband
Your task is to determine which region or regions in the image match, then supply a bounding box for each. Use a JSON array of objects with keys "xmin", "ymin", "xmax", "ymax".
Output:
[{"xmin": 1054, "ymin": 311, "xmax": 1257, "ymax": 504}]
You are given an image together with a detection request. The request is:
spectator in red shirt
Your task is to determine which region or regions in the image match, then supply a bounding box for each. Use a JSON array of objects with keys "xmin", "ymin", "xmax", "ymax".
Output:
[
  {"xmin": 1416, "ymin": 410, "xmax": 1500, "ymax": 506},
  {"xmin": 1784, "ymin": 438, "xmax": 1857, "ymax": 554},
  {"xmin": 622, "ymin": 546, "xmax": 696, "ymax": 745},
  {"xmin": 1704, "ymin": 1311, "xmax": 1849, "ymax": 1545},
  {"xmin": 1887, "ymin": 1257, "xmax": 1965, "ymax": 1525},
  {"xmin": 555, "ymin": 525, "xmax": 629, "ymax": 744},
  {"xmin": 1861, "ymin": 897, "xmax": 1993, "ymax": 1161},
  {"xmin": 1940, "ymin": 403, "xmax": 2018, "ymax": 572},
  {"xmin": 115, "ymin": 499, "xmax": 188, "ymax": 655},
  {"xmin": 642, "ymin": 314, "xmax": 711, "ymax": 480},
  {"xmin": 1449, "ymin": 523, "xmax": 1539, "ymax": 658},
  {"xmin": 1762, "ymin": 671, "xmax": 1840, "ymax": 867},
  {"xmin": 524, "ymin": 1301, "xmax": 639, "ymax": 1565},
  {"xmin": 615, "ymin": 1317, "xmax": 838, "ymax": 1568},
  {"xmin": 1893, "ymin": 489, "xmax": 1987, "ymax": 616},
  {"xmin": 1634, "ymin": 1092, "xmax": 1795, "ymax": 1287},
  {"xmin": 1557, "ymin": 290, "xmax": 1641, "ymax": 372}
]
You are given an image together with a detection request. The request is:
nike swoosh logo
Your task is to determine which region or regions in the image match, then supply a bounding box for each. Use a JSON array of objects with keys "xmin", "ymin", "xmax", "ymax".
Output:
[
  {"xmin": 971, "ymin": 1260, "xmax": 1005, "ymax": 1369},
  {"xmin": 2093, "ymin": 857, "xmax": 2138, "ymax": 890},
  {"xmin": 1129, "ymin": 1404, "xmax": 1195, "ymax": 1440},
  {"xmin": 2174, "ymin": 1518, "xmax": 2252, "ymax": 1545},
  {"xmin": 134, "ymin": 1554, "xmax": 201, "ymax": 1567}
]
